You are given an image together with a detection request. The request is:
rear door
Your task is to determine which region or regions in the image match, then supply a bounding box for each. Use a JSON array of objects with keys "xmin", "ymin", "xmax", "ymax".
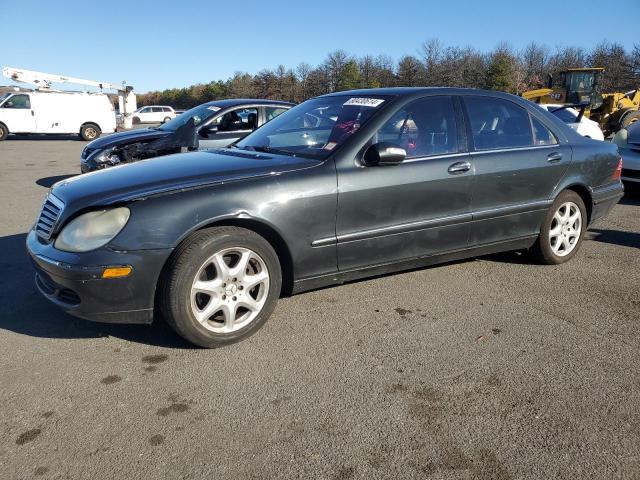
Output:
[
  {"xmin": 0, "ymin": 94, "xmax": 36, "ymax": 133},
  {"xmin": 462, "ymin": 95, "xmax": 571, "ymax": 245}
]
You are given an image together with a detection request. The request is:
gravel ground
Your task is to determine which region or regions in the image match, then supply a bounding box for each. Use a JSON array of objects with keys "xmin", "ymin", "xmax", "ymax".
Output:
[{"xmin": 0, "ymin": 135, "xmax": 639, "ymax": 480}]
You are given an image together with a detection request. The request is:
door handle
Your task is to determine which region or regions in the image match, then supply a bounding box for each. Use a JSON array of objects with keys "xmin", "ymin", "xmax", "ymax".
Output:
[
  {"xmin": 31, "ymin": 110, "xmax": 34, "ymax": 116},
  {"xmin": 547, "ymin": 152, "xmax": 562, "ymax": 163},
  {"xmin": 447, "ymin": 161, "xmax": 471, "ymax": 174}
]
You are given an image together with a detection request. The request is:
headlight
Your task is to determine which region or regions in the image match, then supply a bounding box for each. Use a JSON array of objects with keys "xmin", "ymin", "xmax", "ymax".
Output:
[
  {"xmin": 55, "ymin": 207, "xmax": 130, "ymax": 252},
  {"xmin": 88, "ymin": 148, "xmax": 119, "ymax": 164}
]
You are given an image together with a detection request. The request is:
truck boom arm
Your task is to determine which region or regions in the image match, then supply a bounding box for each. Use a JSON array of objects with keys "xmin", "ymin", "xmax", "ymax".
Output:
[{"xmin": 2, "ymin": 66, "xmax": 121, "ymax": 90}]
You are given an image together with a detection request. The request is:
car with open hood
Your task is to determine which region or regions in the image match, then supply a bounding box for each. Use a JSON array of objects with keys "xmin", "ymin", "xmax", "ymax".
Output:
[
  {"xmin": 80, "ymin": 99, "xmax": 292, "ymax": 172},
  {"xmin": 28, "ymin": 87, "xmax": 623, "ymax": 348}
]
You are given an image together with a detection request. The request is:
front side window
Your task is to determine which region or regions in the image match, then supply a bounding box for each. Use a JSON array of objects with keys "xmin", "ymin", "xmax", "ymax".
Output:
[
  {"xmin": 373, "ymin": 96, "xmax": 458, "ymax": 158},
  {"xmin": 531, "ymin": 116, "xmax": 558, "ymax": 146},
  {"xmin": 215, "ymin": 108, "xmax": 258, "ymax": 132},
  {"xmin": 3, "ymin": 94, "xmax": 30, "ymax": 109},
  {"xmin": 464, "ymin": 96, "xmax": 533, "ymax": 150},
  {"xmin": 235, "ymin": 95, "xmax": 389, "ymax": 159}
]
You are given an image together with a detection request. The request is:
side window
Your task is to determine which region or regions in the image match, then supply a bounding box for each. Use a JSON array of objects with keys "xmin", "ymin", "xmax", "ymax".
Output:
[
  {"xmin": 531, "ymin": 116, "xmax": 558, "ymax": 146},
  {"xmin": 464, "ymin": 97, "xmax": 533, "ymax": 150},
  {"xmin": 140, "ymin": 107, "xmax": 151, "ymax": 113},
  {"xmin": 152, "ymin": 107, "xmax": 163, "ymax": 113},
  {"xmin": 217, "ymin": 108, "xmax": 258, "ymax": 132},
  {"xmin": 265, "ymin": 106, "xmax": 288, "ymax": 122},
  {"xmin": 3, "ymin": 94, "xmax": 30, "ymax": 109},
  {"xmin": 373, "ymin": 96, "xmax": 458, "ymax": 158},
  {"xmin": 163, "ymin": 107, "xmax": 172, "ymax": 112}
]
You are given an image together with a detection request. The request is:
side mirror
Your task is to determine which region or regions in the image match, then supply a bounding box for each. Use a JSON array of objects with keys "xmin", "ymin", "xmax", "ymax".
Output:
[
  {"xmin": 4, "ymin": 101, "xmax": 14, "ymax": 108},
  {"xmin": 362, "ymin": 142, "xmax": 406, "ymax": 166}
]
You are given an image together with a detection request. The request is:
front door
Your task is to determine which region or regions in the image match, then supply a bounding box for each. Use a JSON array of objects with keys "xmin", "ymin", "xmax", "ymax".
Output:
[
  {"xmin": 0, "ymin": 94, "xmax": 36, "ymax": 133},
  {"xmin": 462, "ymin": 95, "xmax": 572, "ymax": 245},
  {"xmin": 335, "ymin": 95, "xmax": 473, "ymax": 271},
  {"xmin": 198, "ymin": 107, "xmax": 258, "ymax": 149}
]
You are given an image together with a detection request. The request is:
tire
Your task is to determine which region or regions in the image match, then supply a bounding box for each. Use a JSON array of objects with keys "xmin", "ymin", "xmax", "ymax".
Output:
[
  {"xmin": 531, "ymin": 190, "xmax": 587, "ymax": 265},
  {"xmin": 163, "ymin": 117, "xmax": 171, "ymax": 123},
  {"xmin": 621, "ymin": 111, "xmax": 640, "ymax": 129},
  {"xmin": 132, "ymin": 116, "xmax": 140, "ymax": 125},
  {"xmin": 79, "ymin": 123, "xmax": 100, "ymax": 141},
  {"xmin": 160, "ymin": 226, "xmax": 282, "ymax": 348},
  {"xmin": 0, "ymin": 123, "xmax": 7, "ymax": 141}
]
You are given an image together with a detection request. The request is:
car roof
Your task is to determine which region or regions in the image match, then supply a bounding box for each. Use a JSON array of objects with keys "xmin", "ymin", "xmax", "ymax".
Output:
[
  {"xmin": 203, "ymin": 99, "xmax": 294, "ymax": 108},
  {"xmin": 321, "ymin": 87, "xmax": 535, "ymax": 103}
]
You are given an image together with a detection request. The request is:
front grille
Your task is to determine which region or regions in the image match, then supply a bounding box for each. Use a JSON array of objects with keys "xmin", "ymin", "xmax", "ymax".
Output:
[
  {"xmin": 36, "ymin": 194, "xmax": 64, "ymax": 240},
  {"xmin": 81, "ymin": 147, "xmax": 96, "ymax": 159}
]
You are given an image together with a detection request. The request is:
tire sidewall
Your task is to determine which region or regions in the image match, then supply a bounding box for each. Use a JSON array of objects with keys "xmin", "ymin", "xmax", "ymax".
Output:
[
  {"xmin": 166, "ymin": 229, "xmax": 282, "ymax": 347},
  {"xmin": 538, "ymin": 191, "xmax": 587, "ymax": 264},
  {"xmin": 0, "ymin": 124, "xmax": 8, "ymax": 141}
]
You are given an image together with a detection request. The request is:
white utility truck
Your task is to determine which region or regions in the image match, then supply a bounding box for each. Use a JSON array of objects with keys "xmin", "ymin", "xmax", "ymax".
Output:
[{"xmin": 0, "ymin": 67, "xmax": 136, "ymax": 141}]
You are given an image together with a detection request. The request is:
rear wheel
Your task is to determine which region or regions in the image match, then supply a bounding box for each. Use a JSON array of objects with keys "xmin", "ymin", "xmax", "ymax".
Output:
[
  {"xmin": 160, "ymin": 227, "xmax": 282, "ymax": 348},
  {"xmin": 79, "ymin": 123, "xmax": 100, "ymax": 141},
  {"xmin": 0, "ymin": 123, "xmax": 7, "ymax": 141},
  {"xmin": 163, "ymin": 117, "xmax": 171, "ymax": 123},
  {"xmin": 532, "ymin": 190, "xmax": 586, "ymax": 265}
]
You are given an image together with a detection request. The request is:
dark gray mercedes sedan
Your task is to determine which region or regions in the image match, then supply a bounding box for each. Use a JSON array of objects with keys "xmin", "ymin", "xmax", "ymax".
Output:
[{"xmin": 27, "ymin": 88, "xmax": 624, "ymax": 347}]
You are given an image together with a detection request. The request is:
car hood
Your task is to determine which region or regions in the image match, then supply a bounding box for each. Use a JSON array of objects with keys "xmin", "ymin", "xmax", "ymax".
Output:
[
  {"xmin": 85, "ymin": 128, "xmax": 171, "ymax": 150},
  {"xmin": 51, "ymin": 149, "xmax": 322, "ymax": 216}
]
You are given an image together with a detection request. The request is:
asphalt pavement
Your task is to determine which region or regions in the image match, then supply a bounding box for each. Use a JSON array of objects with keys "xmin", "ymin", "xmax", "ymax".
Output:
[{"xmin": 0, "ymin": 134, "xmax": 639, "ymax": 479}]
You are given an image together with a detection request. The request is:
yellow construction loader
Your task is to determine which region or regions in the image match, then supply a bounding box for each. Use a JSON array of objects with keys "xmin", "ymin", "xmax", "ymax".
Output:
[{"xmin": 522, "ymin": 68, "xmax": 640, "ymax": 136}]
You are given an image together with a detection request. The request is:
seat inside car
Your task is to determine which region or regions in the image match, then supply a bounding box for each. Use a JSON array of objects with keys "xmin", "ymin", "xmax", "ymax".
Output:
[{"xmin": 247, "ymin": 112, "xmax": 257, "ymax": 129}]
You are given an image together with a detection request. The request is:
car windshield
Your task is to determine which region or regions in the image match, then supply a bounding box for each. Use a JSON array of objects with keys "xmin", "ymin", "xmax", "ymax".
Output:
[
  {"xmin": 159, "ymin": 103, "xmax": 220, "ymax": 131},
  {"xmin": 0, "ymin": 92, "xmax": 12, "ymax": 104},
  {"xmin": 235, "ymin": 95, "xmax": 390, "ymax": 159}
]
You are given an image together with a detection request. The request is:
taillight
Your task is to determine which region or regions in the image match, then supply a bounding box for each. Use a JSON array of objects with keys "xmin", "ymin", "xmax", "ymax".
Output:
[{"xmin": 614, "ymin": 156, "xmax": 623, "ymax": 180}]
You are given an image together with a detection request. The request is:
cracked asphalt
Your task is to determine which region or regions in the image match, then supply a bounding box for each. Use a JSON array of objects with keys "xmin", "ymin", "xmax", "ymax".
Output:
[{"xmin": 1, "ymin": 135, "xmax": 639, "ymax": 479}]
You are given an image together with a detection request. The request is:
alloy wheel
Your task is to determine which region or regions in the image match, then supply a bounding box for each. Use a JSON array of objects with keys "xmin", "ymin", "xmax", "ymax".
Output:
[
  {"xmin": 190, "ymin": 247, "xmax": 270, "ymax": 333},
  {"xmin": 549, "ymin": 201, "xmax": 582, "ymax": 257}
]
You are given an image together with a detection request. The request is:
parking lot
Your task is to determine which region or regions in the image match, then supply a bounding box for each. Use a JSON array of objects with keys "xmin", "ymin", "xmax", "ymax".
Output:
[{"xmin": 1, "ymin": 136, "xmax": 639, "ymax": 479}]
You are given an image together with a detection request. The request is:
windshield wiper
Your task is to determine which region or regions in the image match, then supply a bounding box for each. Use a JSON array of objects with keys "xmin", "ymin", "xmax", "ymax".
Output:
[{"xmin": 243, "ymin": 145, "xmax": 296, "ymax": 157}]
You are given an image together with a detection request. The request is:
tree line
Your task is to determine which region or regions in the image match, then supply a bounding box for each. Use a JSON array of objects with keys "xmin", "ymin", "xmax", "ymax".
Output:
[{"xmin": 138, "ymin": 40, "xmax": 640, "ymax": 109}]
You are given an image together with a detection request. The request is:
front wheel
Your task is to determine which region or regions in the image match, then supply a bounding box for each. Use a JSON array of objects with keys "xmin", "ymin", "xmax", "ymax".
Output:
[
  {"xmin": 0, "ymin": 123, "xmax": 7, "ymax": 141},
  {"xmin": 160, "ymin": 227, "xmax": 282, "ymax": 348},
  {"xmin": 79, "ymin": 124, "xmax": 100, "ymax": 141},
  {"xmin": 532, "ymin": 190, "xmax": 586, "ymax": 265}
]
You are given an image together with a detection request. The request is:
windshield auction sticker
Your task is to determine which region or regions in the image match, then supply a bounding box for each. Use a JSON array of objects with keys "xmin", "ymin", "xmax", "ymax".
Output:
[
  {"xmin": 343, "ymin": 98, "xmax": 384, "ymax": 108},
  {"xmin": 207, "ymin": 106, "xmax": 221, "ymax": 111}
]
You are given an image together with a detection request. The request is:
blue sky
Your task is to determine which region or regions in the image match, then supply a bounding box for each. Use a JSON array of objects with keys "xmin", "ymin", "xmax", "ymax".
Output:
[{"xmin": 1, "ymin": 0, "xmax": 638, "ymax": 93}]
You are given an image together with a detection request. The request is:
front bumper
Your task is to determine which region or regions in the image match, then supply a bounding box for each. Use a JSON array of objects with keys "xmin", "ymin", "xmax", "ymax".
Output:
[{"xmin": 26, "ymin": 230, "xmax": 172, "ymax": 324}]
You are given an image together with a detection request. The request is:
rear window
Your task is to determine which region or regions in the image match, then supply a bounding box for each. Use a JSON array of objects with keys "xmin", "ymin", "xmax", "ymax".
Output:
[
  {"xmin": 550, "ymin": 107, "xmax": 577, "ymax": 123},
  {"xmin": 464, "ymin": 97, "xmax": 533, "ymax": 150}
]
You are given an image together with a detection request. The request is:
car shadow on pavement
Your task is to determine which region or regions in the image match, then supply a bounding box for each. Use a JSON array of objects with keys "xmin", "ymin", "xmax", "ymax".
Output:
[
  {"xmin": 7, "ymin": 134, "xmax": 84, "ymax": 141},
  {"xmin": 588, "ymin": 229, "xmax": 640, "ymax": 249},
  {"xmin": 0, "ymin": 233, "xmax": 194, "ymax": 349},
  {"xmin": 36, "ymin": 174, "xmax": 77, "ymax": 188}
]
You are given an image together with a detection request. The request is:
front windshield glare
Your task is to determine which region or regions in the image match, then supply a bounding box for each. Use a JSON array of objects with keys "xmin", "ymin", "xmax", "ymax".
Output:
[
  {"xmin": 235, "ymin": 95, "xmax": 390, "ymax": 159},
  {"xmin": 160, "ymin": 103, "xmax": 220, "ymax": 131}
]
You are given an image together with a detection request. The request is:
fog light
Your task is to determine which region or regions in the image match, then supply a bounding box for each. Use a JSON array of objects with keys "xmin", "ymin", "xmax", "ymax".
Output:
[{"xmin": 102, "ymin": 266, "xmax": 132, "ymax": 278}]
